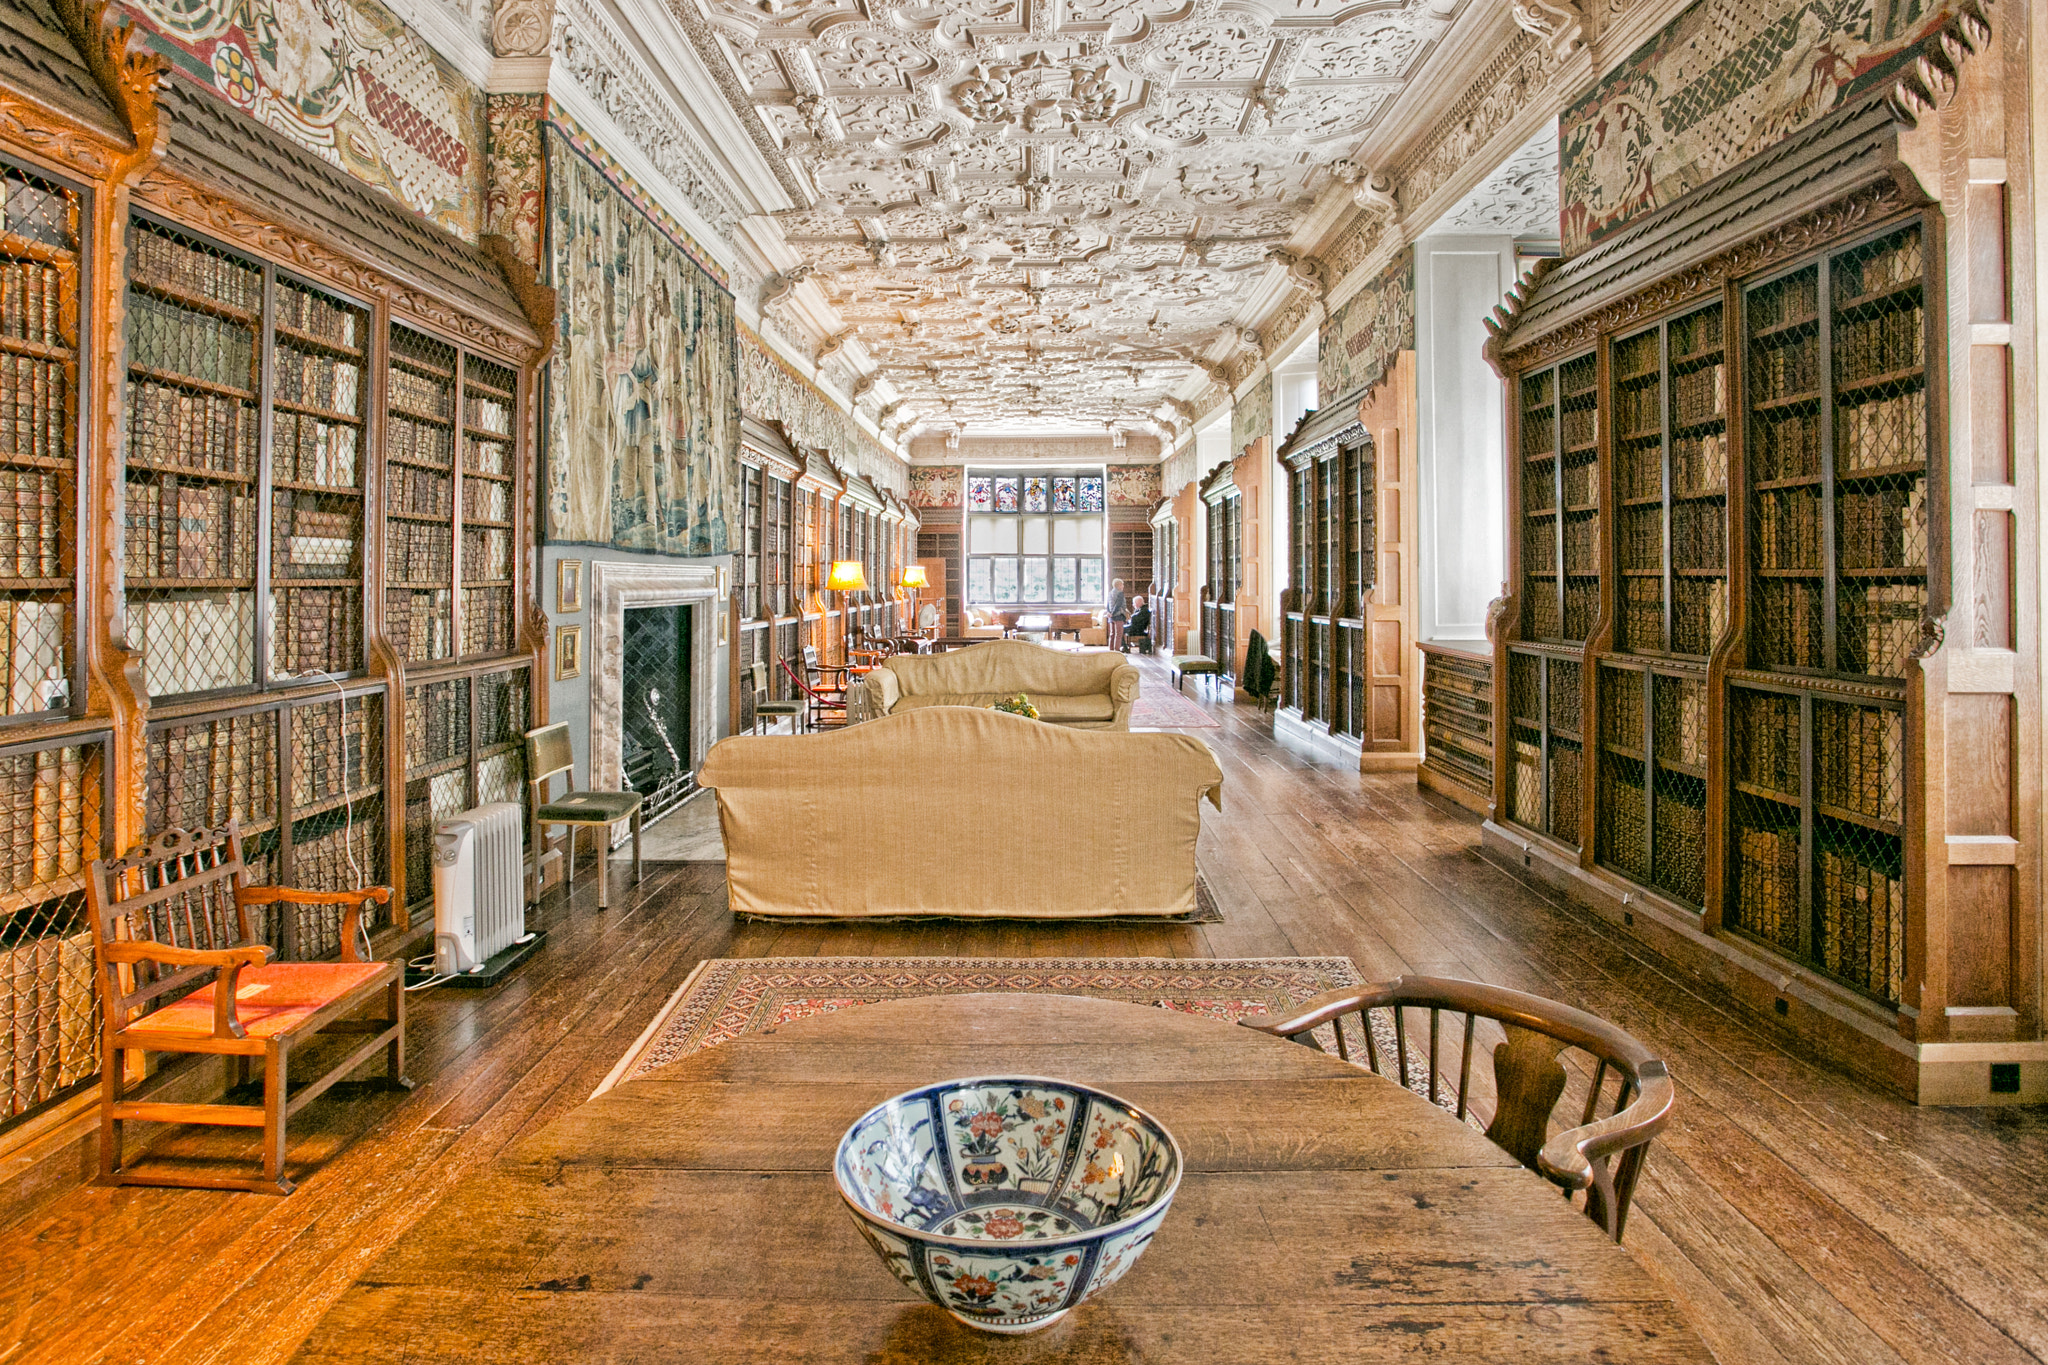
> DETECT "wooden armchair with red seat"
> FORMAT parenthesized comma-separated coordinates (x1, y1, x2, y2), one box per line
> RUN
(86, 823, 408, 1194)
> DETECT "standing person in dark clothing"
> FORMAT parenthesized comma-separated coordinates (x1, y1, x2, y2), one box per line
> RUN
(1124, 595, 1152, 653)
(1106, 578, 1128, 652)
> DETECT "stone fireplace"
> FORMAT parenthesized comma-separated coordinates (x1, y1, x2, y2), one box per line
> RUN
(588, 560, 721, 840)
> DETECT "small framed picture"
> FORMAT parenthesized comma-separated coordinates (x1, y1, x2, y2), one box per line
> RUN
(556, 559, 584, 614)
(555, 624, 582, 680)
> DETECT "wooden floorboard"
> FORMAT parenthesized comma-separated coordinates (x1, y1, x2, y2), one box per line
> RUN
(2, 656, 2044, 1364)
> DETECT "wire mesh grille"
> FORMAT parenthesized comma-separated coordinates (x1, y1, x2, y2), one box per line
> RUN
(1728, 683, 1805, 959)
(403, 676, 470, 909)
(281, 691, 385, 956)
(1338, 621, 1365, 741)
(1652, 766, 1708, 907)
(461, 355, 516, 657)
(475, 666, 530, 813)
(1548, 739, 1582, 847)
(0, 165, 80, 721)
(126, 220, 260, 697)
(1506, 651, 1541, 830)
(1602, 664, 1644, 751)
(1599, 750, 1648, 882)
(1547, 658, 1582, 737)
(0, 736, 103, 1121)
(386, 324, 456, 665)
(269, 277, 367, 680)
(1833, 227, 1928, 681)
(621, 606, 693, 825)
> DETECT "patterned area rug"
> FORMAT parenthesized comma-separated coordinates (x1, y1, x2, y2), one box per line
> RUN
(598, 955, 1384, 1094)
(1130, 677, 1221, 729)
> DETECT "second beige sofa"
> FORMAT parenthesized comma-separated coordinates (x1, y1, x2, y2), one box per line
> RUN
(859, 639, 1140, 728)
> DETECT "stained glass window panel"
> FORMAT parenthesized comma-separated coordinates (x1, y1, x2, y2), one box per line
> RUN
(1078, 477, 1104, 512)
(968, 558, 991, 601)
(968, 477, 993, 511)
(1024, 477, 1049, 512)
(1079, 557, 1104, 600)
(1053, 477, 1077, 512)
(995, 478, 1019, 512)
(993, 557, 1020, 602)
(1022, 557, 1048, 601)
(1053, 556, 1078, 602)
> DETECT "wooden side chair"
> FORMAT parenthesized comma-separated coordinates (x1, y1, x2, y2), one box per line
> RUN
(86, 824, 405, 1195)
(525, 722, 643, 910)
(1243, 975, 1674, 1241)
(782, 648, 849, 730)
(751, 661, 806, 734)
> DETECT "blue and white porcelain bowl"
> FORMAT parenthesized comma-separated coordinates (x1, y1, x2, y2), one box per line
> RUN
(834, 1076, 1183, 1334)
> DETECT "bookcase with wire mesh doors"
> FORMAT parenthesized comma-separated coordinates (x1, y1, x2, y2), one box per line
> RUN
(118, 215, 538, 930)
(1497, 219, 1938, 1012)
(1502, 350, 1598, 852)
(1483, 60, 2043, 1100)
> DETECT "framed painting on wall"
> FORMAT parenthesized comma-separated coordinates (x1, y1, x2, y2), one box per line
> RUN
(556, 624, 582, 680)
(557, 559, 584, 613)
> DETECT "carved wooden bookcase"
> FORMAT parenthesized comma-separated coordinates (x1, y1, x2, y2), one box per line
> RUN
(1277, 398, 1374, 748)
(1199, 460, 1240, 678)
(0, 5, 547, 1134)
(1485, 26, 2038, 1106)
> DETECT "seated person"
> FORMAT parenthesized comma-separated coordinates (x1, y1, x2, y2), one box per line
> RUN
(1124, 596, 1153, 653)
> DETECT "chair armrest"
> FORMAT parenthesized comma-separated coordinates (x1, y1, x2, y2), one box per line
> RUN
(238, 885, 393, 963)
(1537, 1059, 1675, 1192)
(869, 669, 901, 713)
(104, 941, 273, 1039)
(1109, 664, 1142, 705)
(1235, 985, 1379, 1043)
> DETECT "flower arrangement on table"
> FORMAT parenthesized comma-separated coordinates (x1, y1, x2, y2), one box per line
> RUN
(991, 693, 1040, 719)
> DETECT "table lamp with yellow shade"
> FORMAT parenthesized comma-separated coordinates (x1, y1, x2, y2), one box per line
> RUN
(827, 560, 867, 661)
(900, 564, 930, 636)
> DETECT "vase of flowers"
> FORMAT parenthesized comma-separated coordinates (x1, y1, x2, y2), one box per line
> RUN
(991, 693, 1040, 719)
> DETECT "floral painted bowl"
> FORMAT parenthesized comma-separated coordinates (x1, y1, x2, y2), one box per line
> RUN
(834, 1076, 1183, 1334)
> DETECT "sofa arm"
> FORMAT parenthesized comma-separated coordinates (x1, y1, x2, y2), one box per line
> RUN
(1107, 662, 1141, 730)
(869, 668, 902, 714)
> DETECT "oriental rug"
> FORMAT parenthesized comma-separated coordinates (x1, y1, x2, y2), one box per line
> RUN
(598, 955, 1394, 1095)
(1129, 679, 1221, 729)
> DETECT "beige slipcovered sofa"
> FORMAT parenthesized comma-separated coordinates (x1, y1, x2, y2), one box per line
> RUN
(860, 639, 1140, 729)
(698, 707, 1223, 919)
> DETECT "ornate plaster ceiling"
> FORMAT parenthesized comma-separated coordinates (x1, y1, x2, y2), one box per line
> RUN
(1426, 120, 1559, 238)
(713, 0, 1474, 433)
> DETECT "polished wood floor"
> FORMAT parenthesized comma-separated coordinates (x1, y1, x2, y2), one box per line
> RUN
(3, 656, 2044, 1364)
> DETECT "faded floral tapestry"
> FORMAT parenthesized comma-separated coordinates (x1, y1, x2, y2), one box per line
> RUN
(125, 0, 486, 237)
(1562, 0, 1960, 254)
(547, 130, 738, 553)
(1320, 248, 1415, 402)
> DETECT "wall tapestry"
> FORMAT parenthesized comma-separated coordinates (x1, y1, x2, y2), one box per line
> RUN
(125, 0, 485, 238)
(908, 465, 962, 509)
(1561, 0, 1958, 254)
(739, 328, 908, 497)
(1108, 465, 1162, 508)
(1232, 373, 1273, 461)
(1319, 247, 1416, 402)
(547, 128, 739, 555)
(549, 112, 728, 286)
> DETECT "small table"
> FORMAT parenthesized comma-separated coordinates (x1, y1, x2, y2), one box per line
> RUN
(291, 995, 1709, 1364)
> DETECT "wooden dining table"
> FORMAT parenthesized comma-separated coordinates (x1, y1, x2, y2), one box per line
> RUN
(290, 994, 1712, 1363)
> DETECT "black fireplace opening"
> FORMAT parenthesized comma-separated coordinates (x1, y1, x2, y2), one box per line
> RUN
(621, 602, 694, 824)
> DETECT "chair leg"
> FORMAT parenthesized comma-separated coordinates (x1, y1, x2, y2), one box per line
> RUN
(99, 1038, 122, 1182)
(263, 1042, 294, 1195)
(596, 825, 610, 910)
(632, 808, 643, 885)
(386, 975, 410, 1089)
(565, 827, 576, 901)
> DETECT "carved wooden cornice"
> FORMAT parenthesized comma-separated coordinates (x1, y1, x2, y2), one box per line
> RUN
(1496, 181, 1914, 371)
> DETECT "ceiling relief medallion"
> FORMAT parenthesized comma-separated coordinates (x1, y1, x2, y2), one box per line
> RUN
(708, 0, 1469, 430)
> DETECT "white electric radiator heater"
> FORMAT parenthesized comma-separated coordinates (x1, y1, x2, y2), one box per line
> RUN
(433, 803, 528, 975)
